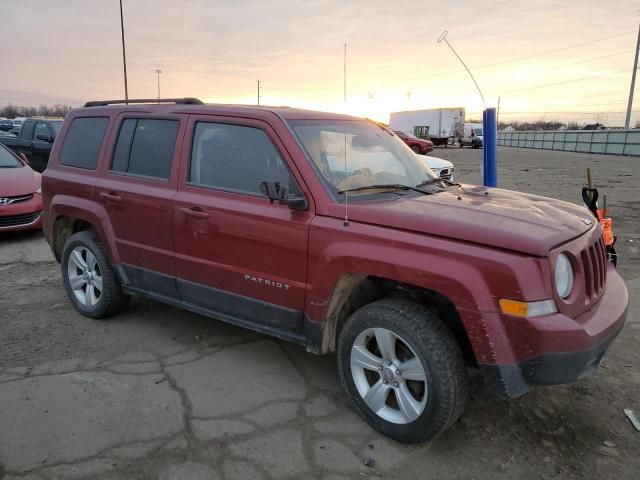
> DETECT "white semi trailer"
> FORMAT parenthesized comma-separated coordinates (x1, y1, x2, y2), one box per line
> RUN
(389, 108, 465, 147)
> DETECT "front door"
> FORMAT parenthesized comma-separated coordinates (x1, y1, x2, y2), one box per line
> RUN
(95, 113, 187, 297)
(31, 122, 54, 172)
(172, 115, 313, 339)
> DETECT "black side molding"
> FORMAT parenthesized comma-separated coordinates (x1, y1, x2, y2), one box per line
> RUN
(84, 98, 204, 107)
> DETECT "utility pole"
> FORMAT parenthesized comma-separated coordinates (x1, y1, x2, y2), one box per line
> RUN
(496, 96, 501, 126)
(155, 69, 162, 100)
(343, 43, 347, 103)
(257, 80, 260, 105)
(625, 23, 640, 129)
(119, 0, 129, 103)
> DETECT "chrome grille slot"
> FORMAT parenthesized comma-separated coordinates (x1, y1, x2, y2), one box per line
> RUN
(0, 194, 33, 205)
(581, 236, 607, 300)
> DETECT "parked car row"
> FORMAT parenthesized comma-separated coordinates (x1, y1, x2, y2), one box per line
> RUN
(0, 117, 26, 131)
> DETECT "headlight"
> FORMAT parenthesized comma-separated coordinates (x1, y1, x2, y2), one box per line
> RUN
(431, 168, 441, 177)
(36, 187, 42, 194)
(555, 253, 574, 298)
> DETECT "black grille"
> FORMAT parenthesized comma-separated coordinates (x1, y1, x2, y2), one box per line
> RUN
(0, 211, 41, 228)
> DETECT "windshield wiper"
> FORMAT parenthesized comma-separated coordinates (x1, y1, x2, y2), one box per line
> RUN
(416, 177, 460, 188)
(337, 184, 432, 195)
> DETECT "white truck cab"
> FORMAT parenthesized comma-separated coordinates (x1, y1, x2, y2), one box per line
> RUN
(459, 123, 483, 149)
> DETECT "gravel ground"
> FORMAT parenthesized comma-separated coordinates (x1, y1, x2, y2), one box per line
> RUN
(0, 146, 638, 480)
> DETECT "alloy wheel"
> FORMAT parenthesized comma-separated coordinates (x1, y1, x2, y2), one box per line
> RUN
(66, 246, 103, 306)
(350, 327, 428, 424)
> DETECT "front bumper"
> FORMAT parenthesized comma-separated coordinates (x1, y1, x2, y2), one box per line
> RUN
(0, 194, 43, 233)
(479, 264, 628, 397)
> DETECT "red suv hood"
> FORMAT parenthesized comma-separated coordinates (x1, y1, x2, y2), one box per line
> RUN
(327, 185, 594, 256)
(0, 166, 40, 197)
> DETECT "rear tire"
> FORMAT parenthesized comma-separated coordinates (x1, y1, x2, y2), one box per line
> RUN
(337, 298, 468, 443)
(61, 230, 129, 319)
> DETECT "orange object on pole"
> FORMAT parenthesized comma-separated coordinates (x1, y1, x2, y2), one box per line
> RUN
(597, 209, 614, 246)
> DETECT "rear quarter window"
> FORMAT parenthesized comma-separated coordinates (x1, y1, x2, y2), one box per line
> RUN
(60, 117, 109, 169)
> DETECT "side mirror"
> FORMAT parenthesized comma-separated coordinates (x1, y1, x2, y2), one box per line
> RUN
(259, 181, 308, 211)
(36, 134, 53, 142)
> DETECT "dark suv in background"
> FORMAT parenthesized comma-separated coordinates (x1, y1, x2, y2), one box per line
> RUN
(42, 98, 628, 443)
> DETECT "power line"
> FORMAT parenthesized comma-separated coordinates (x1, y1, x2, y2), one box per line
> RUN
(379, 30, 636, 85)
(205, 32, 638, 102)
(239, 44, 635, 96)
(474, 31, 635, 69)
(544, 50, 633, 71)
(499, 68, 630, 94)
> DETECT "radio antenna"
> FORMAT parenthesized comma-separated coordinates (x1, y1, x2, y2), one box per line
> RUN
(343, 127, 349, 226)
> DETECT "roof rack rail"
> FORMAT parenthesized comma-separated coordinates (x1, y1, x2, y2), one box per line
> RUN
(83, 98, 204, 107)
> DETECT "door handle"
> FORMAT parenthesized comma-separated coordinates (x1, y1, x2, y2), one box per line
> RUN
(180, 206, 210, 219)
(100, 192, 122, 202)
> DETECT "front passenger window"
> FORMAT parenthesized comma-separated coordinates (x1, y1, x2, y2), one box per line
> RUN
(189, 122, 293, 195)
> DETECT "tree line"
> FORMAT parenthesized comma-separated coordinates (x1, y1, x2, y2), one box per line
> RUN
(0, 103, 73, 119)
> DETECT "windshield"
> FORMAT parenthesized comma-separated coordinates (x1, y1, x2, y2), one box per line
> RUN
(51, 121, 63, 135)
(0, 146, 22, 168)
(290, 119, 437, 199)
(474, 128, 483, 136)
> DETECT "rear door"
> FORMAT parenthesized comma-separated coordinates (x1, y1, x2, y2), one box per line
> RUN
(172, 115, 313, 339)
(96, 113, 187, 298)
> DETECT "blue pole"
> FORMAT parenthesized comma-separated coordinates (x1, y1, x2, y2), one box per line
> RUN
(483, 107, 497, 187)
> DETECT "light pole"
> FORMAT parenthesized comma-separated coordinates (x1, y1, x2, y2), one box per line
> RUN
(119, 0, 129, 103)
(625, 23, 640, 129)
(343, 43, 347, 103)
(437, 31, 486, 108)
(155, 69, 162, 100)
(257, 80, 261, 105)
(438, 30, 495, 187)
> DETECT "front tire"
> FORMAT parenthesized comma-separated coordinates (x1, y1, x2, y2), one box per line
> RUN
(337, 298, 467, 443)
(61, 230, 129, 319)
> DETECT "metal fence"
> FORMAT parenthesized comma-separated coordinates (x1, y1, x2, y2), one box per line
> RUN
(497, 129, 640, 156)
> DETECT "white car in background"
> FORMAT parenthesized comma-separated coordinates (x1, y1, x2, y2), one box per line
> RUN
(421, 155, 455, 181)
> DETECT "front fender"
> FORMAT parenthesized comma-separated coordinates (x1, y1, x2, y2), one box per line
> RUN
(306, 217, 551, 364)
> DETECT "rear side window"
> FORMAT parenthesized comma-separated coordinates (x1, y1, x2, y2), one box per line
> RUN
(21, 121, 35, 142)
(60, 117, 109, 169)
(111, 118, 178, 180)
(189, 122, 292, 195)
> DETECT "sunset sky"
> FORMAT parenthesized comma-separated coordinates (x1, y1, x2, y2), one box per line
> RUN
(1, 0, 639, 125)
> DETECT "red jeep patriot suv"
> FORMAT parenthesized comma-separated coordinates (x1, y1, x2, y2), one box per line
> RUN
(42, 98, 628, 442)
